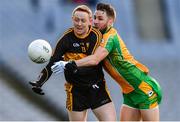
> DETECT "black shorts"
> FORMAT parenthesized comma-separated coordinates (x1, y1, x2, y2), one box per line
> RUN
(64, 79, 112, 111)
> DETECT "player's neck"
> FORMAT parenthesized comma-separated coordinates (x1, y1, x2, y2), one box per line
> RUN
(74, 26, 92, 39)
(100, 26, 112, 34)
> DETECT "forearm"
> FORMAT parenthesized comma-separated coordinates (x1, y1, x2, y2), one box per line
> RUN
(37, 48, 64, 86)
(75, 54, 100, 67)
(36, 59, 54, 86)
(75, 46, 109, 67)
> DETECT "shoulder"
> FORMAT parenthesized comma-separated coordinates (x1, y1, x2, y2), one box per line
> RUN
(91, 27, 102, 38)
(58, 28, 74, 40)
(106, 27, 117, 35)
(56, 28, 74, 45)
(63, 27, 74, 37)
(103, 27, 117, 40)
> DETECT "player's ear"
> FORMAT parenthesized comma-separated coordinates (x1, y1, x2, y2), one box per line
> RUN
(109, 18, 113, 25)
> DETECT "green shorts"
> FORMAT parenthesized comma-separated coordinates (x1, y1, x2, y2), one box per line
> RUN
(123, 75, 162, 109)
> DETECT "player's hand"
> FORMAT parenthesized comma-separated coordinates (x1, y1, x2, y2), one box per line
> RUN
(65, 60, 78, 74)
(51, 60, 78, 75)
(29, 81, 45, 95)
(51, 61, 68, 74)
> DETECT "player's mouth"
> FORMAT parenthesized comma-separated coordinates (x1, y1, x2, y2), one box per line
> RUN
(94, 25, 99, 29)
(94, 24, 99, 28)
(76, 26, 83, 30)
(75, 27, 83, 32)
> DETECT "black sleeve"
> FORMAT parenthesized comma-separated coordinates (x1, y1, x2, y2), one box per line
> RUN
(36, 35, 67, 86)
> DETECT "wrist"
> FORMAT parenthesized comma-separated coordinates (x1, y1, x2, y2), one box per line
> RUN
(65, 60, 78, 73)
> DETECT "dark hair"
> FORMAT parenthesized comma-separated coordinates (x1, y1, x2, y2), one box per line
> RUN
(96, 3, 116, 21)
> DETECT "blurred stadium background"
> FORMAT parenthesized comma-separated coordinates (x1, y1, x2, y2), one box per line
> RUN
(0, 0, 180, 121)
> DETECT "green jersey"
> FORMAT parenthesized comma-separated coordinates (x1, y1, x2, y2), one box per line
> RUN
(100, 27, 162, 109)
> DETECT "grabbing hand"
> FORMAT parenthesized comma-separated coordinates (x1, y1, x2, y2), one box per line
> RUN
(29, 81, 45, 95)
(65, 60, 78, 73)
(51, 60, 78, 75)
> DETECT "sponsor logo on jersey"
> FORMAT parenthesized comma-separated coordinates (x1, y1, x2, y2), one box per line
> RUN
(92, 84, 99, 89)
(73, 43, 80, 47)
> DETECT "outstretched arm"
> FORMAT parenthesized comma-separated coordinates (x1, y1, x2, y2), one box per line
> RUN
(51, 46, 109, 75)
(29, 36, 67, 95)
(75, 46, 109, 67)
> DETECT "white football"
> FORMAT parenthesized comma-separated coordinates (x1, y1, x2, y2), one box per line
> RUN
(28, 39, 52, 64)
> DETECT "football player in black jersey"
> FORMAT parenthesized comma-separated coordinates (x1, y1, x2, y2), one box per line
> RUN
(29, 5, 116, 121)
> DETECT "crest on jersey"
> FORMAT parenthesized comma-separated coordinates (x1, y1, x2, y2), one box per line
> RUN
(101, 39, 105, 44)
(86, 42, 90, 50)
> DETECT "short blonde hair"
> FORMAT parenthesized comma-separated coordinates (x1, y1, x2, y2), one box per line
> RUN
(72, 5, 92, 18)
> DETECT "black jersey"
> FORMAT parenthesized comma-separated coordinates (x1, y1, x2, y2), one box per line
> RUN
(36, 26, 104, 86)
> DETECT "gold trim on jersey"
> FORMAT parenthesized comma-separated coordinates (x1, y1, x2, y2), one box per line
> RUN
(52, 28, 73, 56)
(150, 101, 158, 109)
(74, 26, 92, 39)
(65, 83, 73, 111)
(91, 28, 102, 54)
(102, 27, 149, 74)
(64, 53, 87, 61)
(100, 34, 111, 48)
(103, 59, 134, 94)
(117, 35, 149, 74)
(100, 28, 116, 48)
(138, 81, 153, 95)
